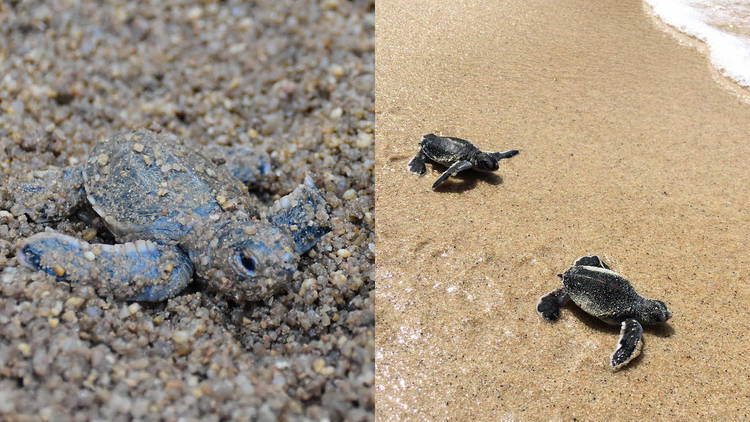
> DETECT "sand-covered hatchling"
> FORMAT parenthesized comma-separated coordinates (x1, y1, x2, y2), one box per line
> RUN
(536, 255, 672, 370)
(407, 133, 519, 189)
(7, 130, 330, 302)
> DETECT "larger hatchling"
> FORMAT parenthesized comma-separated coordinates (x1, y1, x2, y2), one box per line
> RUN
(7, 130, 330, 302)
(536, 255, 672, 371)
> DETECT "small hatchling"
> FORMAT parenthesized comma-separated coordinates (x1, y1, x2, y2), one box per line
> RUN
(536, 255, 672, 371)
(407, 133, 519, 189)
(6, 130, 330, 303)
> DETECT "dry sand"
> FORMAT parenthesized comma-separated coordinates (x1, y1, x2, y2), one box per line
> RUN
(0, 1, 373, 420)
(375, 0, 750, 420)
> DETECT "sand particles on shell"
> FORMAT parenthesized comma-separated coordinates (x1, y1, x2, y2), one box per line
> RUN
(0, 0, 374, 420)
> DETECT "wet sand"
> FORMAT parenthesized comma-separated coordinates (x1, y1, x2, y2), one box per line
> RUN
(0, 1, 373, 420)
(375, 0, 750, 420)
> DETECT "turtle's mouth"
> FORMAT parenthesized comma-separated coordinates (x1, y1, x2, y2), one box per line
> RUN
(664, 310, 673, 321)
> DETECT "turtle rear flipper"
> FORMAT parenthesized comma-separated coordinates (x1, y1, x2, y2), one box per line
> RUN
(203, 145, 271, 190)
(573, 255, 611, 270)
(268, 177, 330, 254)
(407, 150, 427, 175)
(17, 232, 193, 301)
(489, 150, 519, 161)
(536, 287, 568, 322)
(432, 160, 472, 190)
(7, 167, 86, 223)
(611, 318, 644, 371)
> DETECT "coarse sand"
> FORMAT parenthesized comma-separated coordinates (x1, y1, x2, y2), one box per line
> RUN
(0, 1, 373, 420)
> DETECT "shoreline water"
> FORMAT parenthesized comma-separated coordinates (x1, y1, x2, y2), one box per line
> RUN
(643, 0, 750, 104)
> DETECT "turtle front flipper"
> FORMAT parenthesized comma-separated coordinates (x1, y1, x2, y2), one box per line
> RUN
(202, 145, 271, 190)
(610, 318, 644, 371)
(4, 167, 85, 223)
(407, 150, 427, 175)
(536, 287, 568, 322)
(267, 176, 331, 254)
(16, 232, 193, 301)
(489, 150, 519, 161)
(432, 160, 472, 190)
(573, 255, 611, 270)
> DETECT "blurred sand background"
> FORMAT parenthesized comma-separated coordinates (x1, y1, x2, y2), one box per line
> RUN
(375, 0, 750, 420)
(0, 1, 373, 420)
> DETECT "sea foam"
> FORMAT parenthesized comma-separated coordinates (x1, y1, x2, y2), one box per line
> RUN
(644, 0, 750, 90)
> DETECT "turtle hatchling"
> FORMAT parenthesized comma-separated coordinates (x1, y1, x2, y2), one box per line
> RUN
(7, 130, 330, 302)
(407, 133, 519, 189)
(536, 255, 672, 371)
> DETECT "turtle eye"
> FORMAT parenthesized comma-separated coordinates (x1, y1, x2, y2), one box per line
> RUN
(234, 252, 257, 276)
(479, 157, 495, 170)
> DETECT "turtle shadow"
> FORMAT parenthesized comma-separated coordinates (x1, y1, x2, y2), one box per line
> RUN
(564, 304, 675, 371)
(565, 305, 619, 334)
(427, 164, 504, 193)
(565, 304, 675, 338)
(559, 305, 674, 372)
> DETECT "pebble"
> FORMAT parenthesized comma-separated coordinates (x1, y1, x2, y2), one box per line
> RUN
(326, 135, 342, 148)
(173, 330, 190, 344)
(313, 358, 326, 373)
(331, 64, 345, 78)
(356, 132, 373, 148)
(96, 154, 109, 166)
(65, 297, 85, 309)
(82, 228, 98, 241)
(332, 271, 348, 286)
(17, 343, 31, 357)
(61, 310, 77, 323)
(0, 210, 12, 223)
(52, 265, 65, 277)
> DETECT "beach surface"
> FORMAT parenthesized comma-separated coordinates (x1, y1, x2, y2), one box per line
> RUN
(375, 0, 750, 420)
(0, 1, 373, 420)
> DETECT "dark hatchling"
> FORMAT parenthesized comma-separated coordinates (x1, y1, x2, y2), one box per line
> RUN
(5, 130, 330, 302)
(536, 255, 672, 371)
(407, 133, 519, 189)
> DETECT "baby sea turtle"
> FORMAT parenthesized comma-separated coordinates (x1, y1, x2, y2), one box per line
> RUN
(8, 130, 330, 302)
(536, 255, 672, 371)
(407, 134, 519, 189)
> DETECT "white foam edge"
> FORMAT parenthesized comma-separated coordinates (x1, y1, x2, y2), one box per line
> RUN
(645, 0, 750, 89)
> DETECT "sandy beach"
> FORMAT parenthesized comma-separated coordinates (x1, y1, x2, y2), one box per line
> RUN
(0, 1, 373, 420)
(375, 0, 750, 420)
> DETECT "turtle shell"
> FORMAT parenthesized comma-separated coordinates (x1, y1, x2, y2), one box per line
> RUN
(561, 265, 643, 324)
(420, 135, 479, 165)
(83, 130, 256, 244)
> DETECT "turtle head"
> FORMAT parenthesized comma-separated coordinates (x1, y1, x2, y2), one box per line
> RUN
(473, 152, 499, 172)
(640, 299, 672, 324)
(209, 222, 299, 302)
